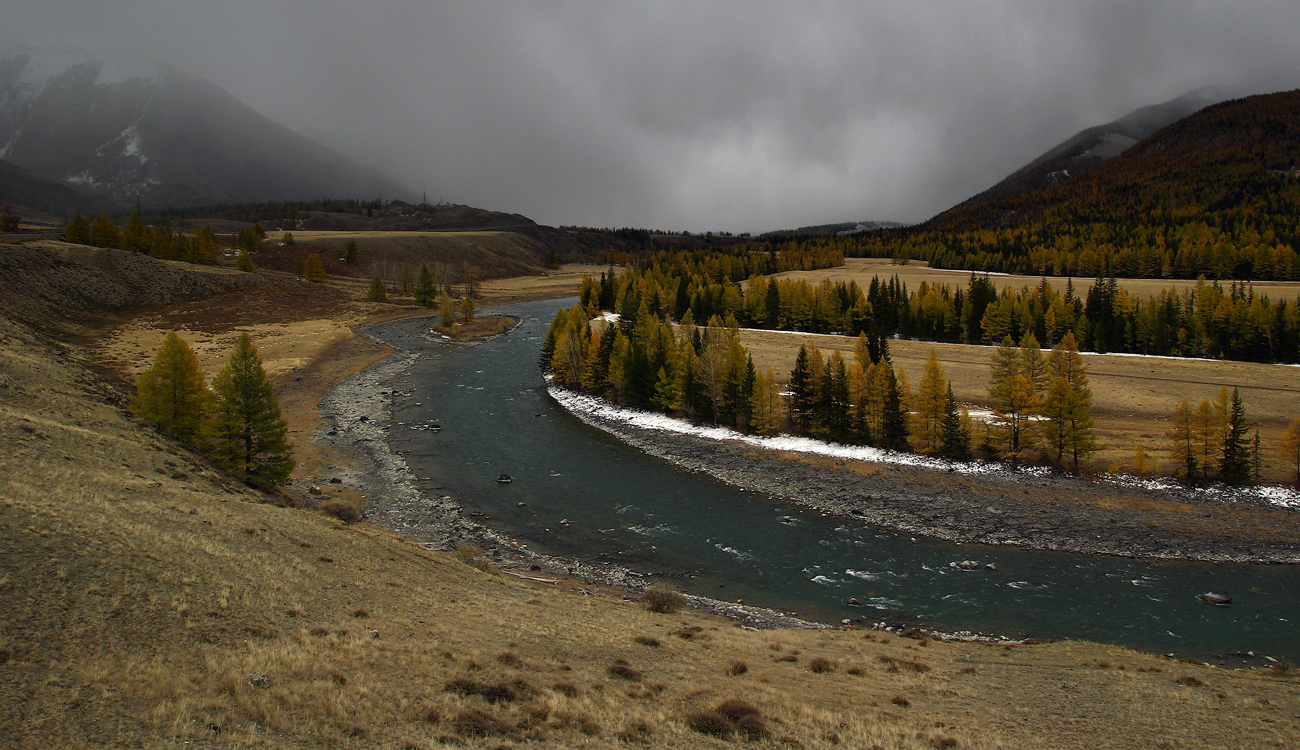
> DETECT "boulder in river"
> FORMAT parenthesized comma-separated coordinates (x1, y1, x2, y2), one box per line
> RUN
(954, 560, 981, 571)
(845, 597, 866, 607)
(1198, 591, 1232, 606)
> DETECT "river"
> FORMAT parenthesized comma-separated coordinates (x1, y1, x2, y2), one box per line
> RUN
(370, 297, 1298, 663)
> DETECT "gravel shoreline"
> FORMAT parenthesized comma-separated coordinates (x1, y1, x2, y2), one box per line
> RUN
(311, 315, 823, 631)
(554, 388, 1300, 565)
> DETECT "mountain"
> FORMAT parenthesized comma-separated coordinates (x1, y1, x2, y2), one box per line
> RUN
(928, 87, 1243, 230)
(857, 89, 1300, 279)
(0, 46, 413, 210)
(0, 158, 122, 221)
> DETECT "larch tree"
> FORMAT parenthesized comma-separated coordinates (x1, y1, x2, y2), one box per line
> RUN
(367, 275, 387, 302)
(439, 292, 456, 327)
(988, 336, 1039, 467)
(914, 348, 948, 453)
(749, 366, 783, 436)
(1040, 331, 1097, 473)
(1191, 399, 1218, 480)
(460, 295, 475, 323)
(131, 331, 209, 442)
(205, 332, 294, 487)
(236, 248, 254, 272)
(1167, 399, 1198, 480)
(1279, 416, 1300, 488)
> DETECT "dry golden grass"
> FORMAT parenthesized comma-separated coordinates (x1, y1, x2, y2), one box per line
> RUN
(768, 257, 1300, 300)
(4, 269, 1300, 748)
(739, 328, 1300, 481)
(431, 315, 516, 341)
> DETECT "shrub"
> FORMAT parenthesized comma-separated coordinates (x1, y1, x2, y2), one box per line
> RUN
(808, 657, 835, 673)
(1176, 675, 1203, 687)
(634, 636, 661, 648)
(688, 700, 768, 740)
(496, 651, 522, 667)
(320, 499, 363, 524)
(453, 546, 496, 573)
(890, 695, 910, 707)
(444, 677, 482, 696)
(640, 585, 686, 614)
(616, 720, 654, 743)
(608, 665, 643, 681)
(478, 682, 518, 704)
(846, 666, 864, 676)
(1269, 660, 1293, 676)
(726, 660, 748, 675)
(552, 682, 580, 698)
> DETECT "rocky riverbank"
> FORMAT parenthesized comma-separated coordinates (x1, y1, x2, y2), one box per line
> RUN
(553, 387, 1300, 565)
(311, 315, 822, 631)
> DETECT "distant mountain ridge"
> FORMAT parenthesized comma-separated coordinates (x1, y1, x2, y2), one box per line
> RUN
(0, 45, 413, 210)
(928, 86, 1245, 230)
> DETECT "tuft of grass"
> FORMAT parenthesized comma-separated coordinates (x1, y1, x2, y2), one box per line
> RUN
(640, 585, 686, 614)
(633, 635, 661, 648)
(1269, 660, 1293, 676)
(351, 609, 369, 618)
(608, 664, 643, 682)
(891, 695, 911, 707)
(808, 657, 835, 673)
(846, 666, 864, 676)
(1176, 675, 1203, 687)
(726, 660, 748, 676)
(496, 651, 522, 668)
(686, 700, 770, 741)
(452, 708, 514, 738)
(552, 682, 580, 698)
(932, 737, 959, 748)
(616, 720, 654, 743)
(775, 654, 798, 663)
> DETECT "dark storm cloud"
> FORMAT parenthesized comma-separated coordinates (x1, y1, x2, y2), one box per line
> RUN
(6, 1, 1300, 231)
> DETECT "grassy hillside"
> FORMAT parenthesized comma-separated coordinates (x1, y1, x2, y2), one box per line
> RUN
(1, 241, 1298, 748)
(855, 90, 1300, 280)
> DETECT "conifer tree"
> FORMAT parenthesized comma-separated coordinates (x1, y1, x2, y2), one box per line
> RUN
(367, 275, 387, 302)
(89, 213, 119, 247)
(749, 366, 782, 436)
(192, 225, 219, 265)
(1041, 332, 1097, 473)
(293, 255, 306, 277)
(131, 331, 209, 442)
(344, 239, 358, 264)
(236, 249, 254, 272)
(1167, 399, 1198, 480)
(938, 383, 971, 460)
(914, 348, 947, 453)
(439, 292, 455, 326)
(1279, 416, 1300, 488)
(205, 332, 294, 486)
(66, 213, 90, 244)
(881, 366, 910, 450)
(415, 265, 436, 307)
(1191, 399, 1217, 480)
(789, 344, 814, 434)
(1218, 387, 1251, 484)
(460, 296, 475, 323)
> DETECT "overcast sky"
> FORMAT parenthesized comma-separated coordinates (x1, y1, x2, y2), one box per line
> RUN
(6, 1, 1300, 232)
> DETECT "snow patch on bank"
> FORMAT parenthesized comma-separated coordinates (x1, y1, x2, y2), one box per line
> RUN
(548, 386, 1300, 509)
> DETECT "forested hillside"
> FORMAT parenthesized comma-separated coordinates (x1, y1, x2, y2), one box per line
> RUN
(853, 90, 1300, 280)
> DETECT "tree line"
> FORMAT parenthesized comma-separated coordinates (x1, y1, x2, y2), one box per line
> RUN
(596, 266, 1300, 364)
(131, 331, 293, 487)
(66, 211, 221, 265)
(544, 300, 1300, 486)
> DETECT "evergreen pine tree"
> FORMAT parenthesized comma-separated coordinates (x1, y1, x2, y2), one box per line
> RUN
(131, 331, 209, 442)
(938, 383, 971, 460)
(344, 239, 358, 264)
(205, 332, 294, 486)
(367, 275, 387, 302)
(881, 366, 910, 450)
(416, 265, 437, 307)
(789, 344, 813, 434)
(1218, 387, 1251, 484)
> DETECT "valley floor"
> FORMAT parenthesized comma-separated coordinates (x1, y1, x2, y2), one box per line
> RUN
(3, 251, 1299, 748)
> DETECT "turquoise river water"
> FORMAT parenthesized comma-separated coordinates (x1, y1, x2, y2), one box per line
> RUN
(371, 298, 1298, 663)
